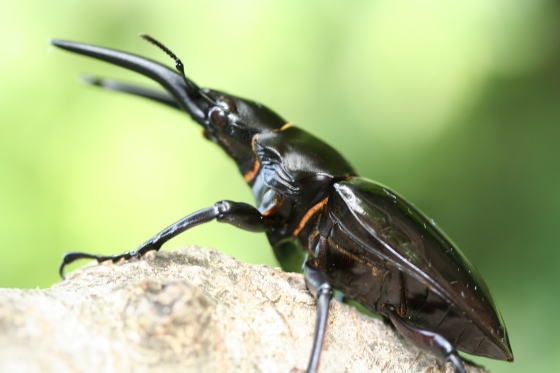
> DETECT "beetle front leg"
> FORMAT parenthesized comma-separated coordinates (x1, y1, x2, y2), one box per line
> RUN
(303, 260, 333, 373)
(385, 305, 467, 373)
(59, 200, 267, 278)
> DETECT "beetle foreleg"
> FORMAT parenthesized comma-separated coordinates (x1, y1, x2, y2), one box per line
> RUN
(386, 305, 466, 373)
(304, 261, 333, 373)
(58, 200, 267, 279)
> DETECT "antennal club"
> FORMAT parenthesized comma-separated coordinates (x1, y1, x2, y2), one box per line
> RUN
(139, 34, 185, 75)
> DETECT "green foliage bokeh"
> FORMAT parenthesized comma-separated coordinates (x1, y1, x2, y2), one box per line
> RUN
(1, 1, 559, 371)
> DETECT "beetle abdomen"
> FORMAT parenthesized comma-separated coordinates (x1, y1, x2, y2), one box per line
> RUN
(308, 177, 513, 361)
(318, 219, 510, 360)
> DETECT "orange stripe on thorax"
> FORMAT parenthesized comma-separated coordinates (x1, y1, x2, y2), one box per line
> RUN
(243, 123, 292, 183)
(293, 197, 329, 236)
(276, 122, 293, 131)
(243, 158, 261, 182)
(243, 134, 261, 182)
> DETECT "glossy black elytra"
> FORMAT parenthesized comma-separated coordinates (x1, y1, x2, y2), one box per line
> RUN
(51, 35, 513, 373)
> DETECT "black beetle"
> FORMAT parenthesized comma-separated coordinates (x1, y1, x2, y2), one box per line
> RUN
(51, 35, 513, 373)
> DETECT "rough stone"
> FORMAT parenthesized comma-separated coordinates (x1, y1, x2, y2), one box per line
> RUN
(0, 246, 488, 373)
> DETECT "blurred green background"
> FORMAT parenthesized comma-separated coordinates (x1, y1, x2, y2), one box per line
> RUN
(1, 1, 559, 372)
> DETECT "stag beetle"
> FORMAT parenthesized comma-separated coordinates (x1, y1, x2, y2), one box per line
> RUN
(50, 35, 513, 373)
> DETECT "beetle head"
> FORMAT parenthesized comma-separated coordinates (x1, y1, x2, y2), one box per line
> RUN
(198, 88, 286, 159)
(50, 35, 287, 167)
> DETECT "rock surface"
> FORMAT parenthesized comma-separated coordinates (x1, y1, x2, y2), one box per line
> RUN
(0, 246, 488, 373)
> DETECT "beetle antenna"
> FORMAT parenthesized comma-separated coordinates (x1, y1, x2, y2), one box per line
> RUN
(139, 34, 217, 106)
(139, 34, 186, 75)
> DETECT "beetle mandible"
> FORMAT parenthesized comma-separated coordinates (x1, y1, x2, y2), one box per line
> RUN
(51, 35, 513, 373)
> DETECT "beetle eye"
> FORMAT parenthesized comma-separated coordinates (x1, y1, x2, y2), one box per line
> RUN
(209, 107, 228, 127)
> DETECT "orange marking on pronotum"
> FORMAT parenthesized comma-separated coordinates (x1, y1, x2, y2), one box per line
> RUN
(292, 197, 329, 236)
(276, 122, 293, 131)
(244, 135, 261, 182)
(243, 158, 261, 182)
(244, 124, 292, 182)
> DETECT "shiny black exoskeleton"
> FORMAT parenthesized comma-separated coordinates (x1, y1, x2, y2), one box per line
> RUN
(51, 35, 513, 373)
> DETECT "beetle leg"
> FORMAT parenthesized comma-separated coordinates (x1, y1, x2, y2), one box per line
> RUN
(303, 260, 333, 373)
(59, 200, 267, 279)
(385, 305, 466, 373)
